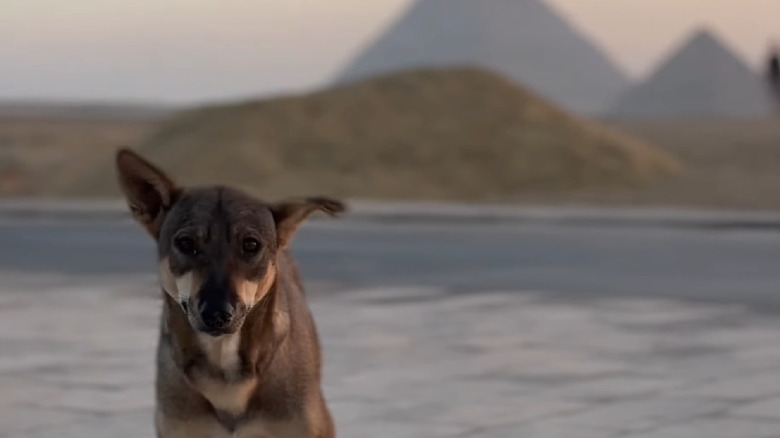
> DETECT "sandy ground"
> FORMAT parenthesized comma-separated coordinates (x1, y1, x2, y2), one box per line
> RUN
(2, 117, 780, 210)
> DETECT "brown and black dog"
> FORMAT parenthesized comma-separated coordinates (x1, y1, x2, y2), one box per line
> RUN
(115, 149, 342, 438)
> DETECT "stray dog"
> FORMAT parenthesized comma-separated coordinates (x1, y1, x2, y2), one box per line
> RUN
(116, 149, 342, 437)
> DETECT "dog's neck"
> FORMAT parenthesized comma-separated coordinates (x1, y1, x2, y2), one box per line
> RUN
(197, 331, 243, 380)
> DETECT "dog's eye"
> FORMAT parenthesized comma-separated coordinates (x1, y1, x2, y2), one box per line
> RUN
(242, 238, 260, 255)
(175, 237, 198, 256)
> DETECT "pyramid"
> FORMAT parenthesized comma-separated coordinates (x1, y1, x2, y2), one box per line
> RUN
(334, 0, 629, 116)
(611, 29, 776, 119)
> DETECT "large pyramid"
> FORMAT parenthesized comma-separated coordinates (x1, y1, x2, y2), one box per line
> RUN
(334, 0, 629, 116)
(611, 29, 776, 119)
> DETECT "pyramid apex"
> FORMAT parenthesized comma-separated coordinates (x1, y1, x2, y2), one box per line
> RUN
(691, 27, 718, 39)
(685, 27, 728, 49)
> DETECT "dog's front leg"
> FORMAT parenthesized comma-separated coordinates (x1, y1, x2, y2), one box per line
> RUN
(156, 411, 232, 438)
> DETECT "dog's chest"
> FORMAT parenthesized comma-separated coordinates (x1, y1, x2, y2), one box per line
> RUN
(194, 333, 257, 418)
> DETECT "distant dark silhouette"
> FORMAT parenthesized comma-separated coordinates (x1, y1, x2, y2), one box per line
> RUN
(767, 43, 780, 109)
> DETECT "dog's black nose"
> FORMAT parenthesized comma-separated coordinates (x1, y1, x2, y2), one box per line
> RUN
(199, 301, 235, 330)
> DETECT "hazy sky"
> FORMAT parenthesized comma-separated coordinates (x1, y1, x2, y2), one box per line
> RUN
(3, 0, 780, 104)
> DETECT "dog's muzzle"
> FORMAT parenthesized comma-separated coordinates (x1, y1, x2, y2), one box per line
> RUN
(198, 300, 236, 332)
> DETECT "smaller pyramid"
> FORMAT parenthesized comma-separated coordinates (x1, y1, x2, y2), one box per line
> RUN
(611, 29, 776, 119)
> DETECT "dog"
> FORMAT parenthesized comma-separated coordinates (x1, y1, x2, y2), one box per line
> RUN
(115, 149, 342, 438)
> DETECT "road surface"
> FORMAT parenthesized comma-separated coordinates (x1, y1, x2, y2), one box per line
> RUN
(0, 219, 779, 308)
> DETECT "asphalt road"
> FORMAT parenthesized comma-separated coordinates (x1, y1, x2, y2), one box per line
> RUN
(0, 219, 779, 309)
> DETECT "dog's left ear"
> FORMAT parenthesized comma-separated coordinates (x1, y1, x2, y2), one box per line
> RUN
(271, 197, 346, 249)
(115, 148, 180, 239)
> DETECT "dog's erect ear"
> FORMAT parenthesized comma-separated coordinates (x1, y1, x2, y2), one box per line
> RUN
(271, 197, 346, 249)
(115, 148, 180, 239)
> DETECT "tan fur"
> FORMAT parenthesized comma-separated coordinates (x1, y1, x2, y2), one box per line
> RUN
(159, 258, 202, 303)
(194, 333, 255, 417)
(236, 263, 277, 308)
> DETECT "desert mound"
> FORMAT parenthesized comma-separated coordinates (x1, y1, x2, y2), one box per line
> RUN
(68, 67, 679, 200)
(0, 154, 30, 195)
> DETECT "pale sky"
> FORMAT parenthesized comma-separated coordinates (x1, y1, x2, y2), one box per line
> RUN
(3, 0, 780, 104)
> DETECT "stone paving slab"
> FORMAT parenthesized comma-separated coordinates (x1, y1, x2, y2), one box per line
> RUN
(2, 282, 780, 437)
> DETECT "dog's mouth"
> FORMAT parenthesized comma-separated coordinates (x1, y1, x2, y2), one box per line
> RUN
(196, 318, 244, 337)
(201, 327, 233, 337)
(181, 303, 247, 337)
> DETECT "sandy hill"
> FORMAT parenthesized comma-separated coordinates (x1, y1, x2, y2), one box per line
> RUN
(334, 0, 629, 116)
(611, 29, 775, 119)
(67, 67, 679, 201)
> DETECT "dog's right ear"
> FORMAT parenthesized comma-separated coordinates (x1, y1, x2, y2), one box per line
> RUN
(271, 197, 346, 249)
(115, 148, 180, 239)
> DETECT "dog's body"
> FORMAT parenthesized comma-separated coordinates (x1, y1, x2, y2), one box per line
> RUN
(116, 150, 340, 437)
(155, 250, 332, 438)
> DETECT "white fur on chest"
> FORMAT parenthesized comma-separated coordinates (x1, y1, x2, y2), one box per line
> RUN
(195, 333, 257, 417)
(200, 333, 242, 374)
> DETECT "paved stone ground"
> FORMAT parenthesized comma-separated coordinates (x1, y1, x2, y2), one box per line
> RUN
(2, 278, 780, 437)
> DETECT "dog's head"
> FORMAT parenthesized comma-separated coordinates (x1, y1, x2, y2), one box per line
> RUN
(115, 149, 345, 337)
